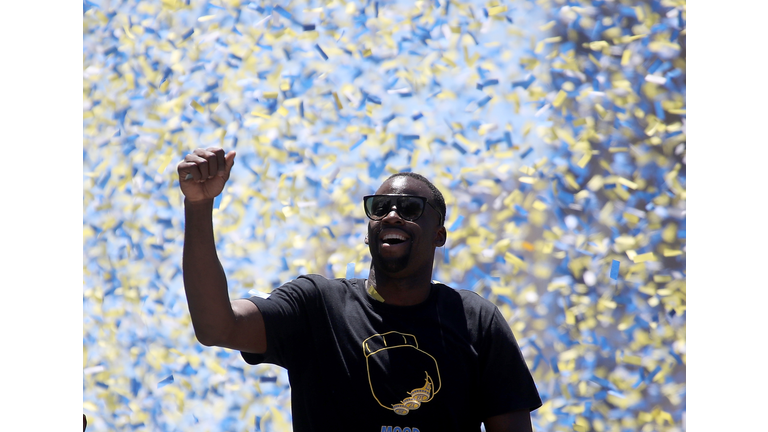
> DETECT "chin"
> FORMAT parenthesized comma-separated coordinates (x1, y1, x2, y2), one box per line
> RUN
(371, 251, 411, 274)
(380, 258, 410, 274)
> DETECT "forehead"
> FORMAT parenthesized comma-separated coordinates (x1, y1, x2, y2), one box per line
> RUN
(375, 176, 432, 198)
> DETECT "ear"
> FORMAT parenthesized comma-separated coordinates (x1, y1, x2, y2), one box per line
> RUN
(433, 226, 446, 247)
(364, 235, 369, 245)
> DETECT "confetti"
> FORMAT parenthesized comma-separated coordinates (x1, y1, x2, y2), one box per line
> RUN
(83, 0, 686, 430)
(314, 44, 328, 61)
(610, 260, 621, 280)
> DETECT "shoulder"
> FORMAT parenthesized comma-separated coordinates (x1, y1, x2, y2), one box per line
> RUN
(275, 274, 357, 295)
(296, 274, 357, 289)
(257, 275, 357, 308)
(432, 282, 500, 319)
(277, 274, 335, 287)
(431, 282, 507, 345)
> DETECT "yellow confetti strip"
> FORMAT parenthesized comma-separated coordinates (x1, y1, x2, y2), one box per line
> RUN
(553, 90, 567, 108)
(190, 100, 204, 113)
(488, 5, 508, 16)
(632, 252, 656, 263)
(332, 92, 343, 110)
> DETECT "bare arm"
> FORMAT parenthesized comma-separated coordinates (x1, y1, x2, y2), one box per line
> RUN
(484, 410, 533, 432)
(178, 148, 267, 353)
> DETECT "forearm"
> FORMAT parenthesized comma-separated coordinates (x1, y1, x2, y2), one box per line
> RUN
(182, 198, 237, 345)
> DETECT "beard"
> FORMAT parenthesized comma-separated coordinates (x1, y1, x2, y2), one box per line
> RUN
(370, 242, 412, 274)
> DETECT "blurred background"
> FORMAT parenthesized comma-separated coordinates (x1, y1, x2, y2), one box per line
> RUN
(82, 0, 686, 430)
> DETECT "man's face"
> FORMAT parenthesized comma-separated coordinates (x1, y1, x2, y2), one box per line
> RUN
(365, 176, 446, 276)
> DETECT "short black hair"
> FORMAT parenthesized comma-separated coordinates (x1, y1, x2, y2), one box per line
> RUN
(385, 172, 446, 227)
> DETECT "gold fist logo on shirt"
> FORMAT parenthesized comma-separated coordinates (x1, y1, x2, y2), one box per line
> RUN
(362, 332, 441, 415)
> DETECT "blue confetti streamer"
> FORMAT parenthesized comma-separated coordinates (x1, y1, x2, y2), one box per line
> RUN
(609, 260, 620, 280)
(314, 44, 328, 61)
(157, 375, 174, 389)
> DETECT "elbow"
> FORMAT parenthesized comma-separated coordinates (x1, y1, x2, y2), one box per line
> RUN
(193, 326, 227, 347)
(195, 334, 218, 347)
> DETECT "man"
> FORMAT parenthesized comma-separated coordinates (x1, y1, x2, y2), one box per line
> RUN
(177, 147, 542, 431)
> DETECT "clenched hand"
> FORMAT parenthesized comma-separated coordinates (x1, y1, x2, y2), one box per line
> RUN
(177, 147, 236, 202)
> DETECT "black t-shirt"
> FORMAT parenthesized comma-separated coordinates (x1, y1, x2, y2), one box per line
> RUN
(241, 275, 541, 432)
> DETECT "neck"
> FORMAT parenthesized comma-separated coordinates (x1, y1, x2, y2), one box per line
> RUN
(367, 265, 434, 306)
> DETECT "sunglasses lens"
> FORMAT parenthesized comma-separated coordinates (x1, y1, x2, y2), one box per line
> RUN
(397, 197, 425, 220)
(367, 197, 393, 218)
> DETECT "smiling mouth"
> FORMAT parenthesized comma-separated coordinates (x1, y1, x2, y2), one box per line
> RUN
(381, 233, 409, 245)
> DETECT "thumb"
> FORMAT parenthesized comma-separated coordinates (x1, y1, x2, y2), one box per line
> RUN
(225, 151, 236, 174)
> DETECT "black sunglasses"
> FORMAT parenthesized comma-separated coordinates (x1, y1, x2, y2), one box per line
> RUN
(363, 194, 443, 226)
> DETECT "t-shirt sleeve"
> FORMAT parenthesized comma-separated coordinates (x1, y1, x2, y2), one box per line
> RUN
(240, 275, 323, 368)
(477, 308, 542, 418)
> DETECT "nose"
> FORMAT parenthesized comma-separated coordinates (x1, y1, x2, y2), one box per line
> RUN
(380, 207, 405, 225)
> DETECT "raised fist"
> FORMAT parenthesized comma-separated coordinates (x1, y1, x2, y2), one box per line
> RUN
(177, 147, 236, 203)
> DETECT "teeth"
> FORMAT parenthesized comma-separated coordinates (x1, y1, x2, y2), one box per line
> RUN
(382, 234, 407, 242)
